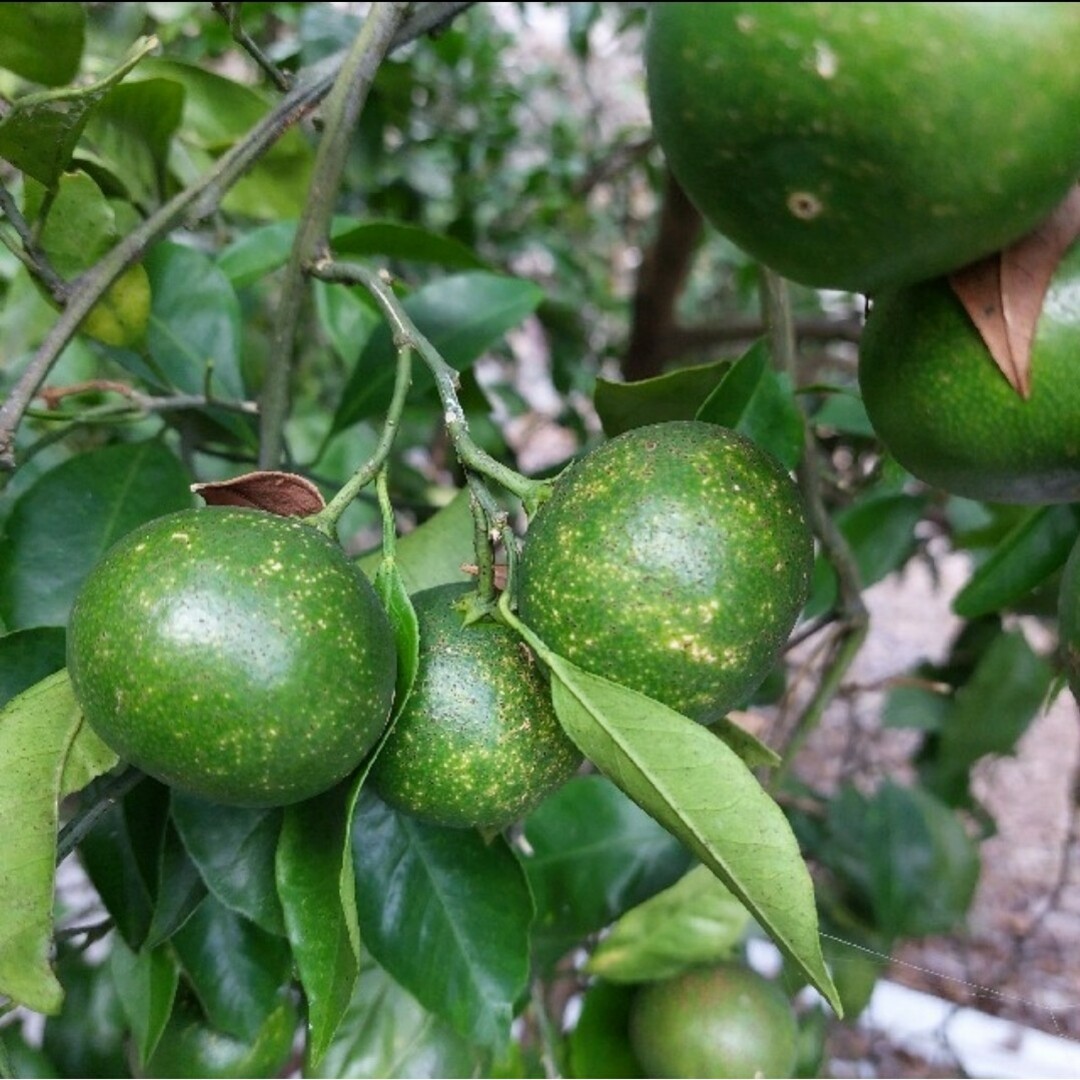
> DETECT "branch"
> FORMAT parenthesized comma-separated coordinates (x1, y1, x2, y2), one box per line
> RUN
(211, 1, 292, 91)
(0, 2, 478, 474)
(259, 1, 410, 470)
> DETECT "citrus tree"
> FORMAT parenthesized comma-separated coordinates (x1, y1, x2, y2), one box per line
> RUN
(1, 3, 1076, 1077)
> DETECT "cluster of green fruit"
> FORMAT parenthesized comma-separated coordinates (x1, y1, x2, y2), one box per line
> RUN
(67, 422, 814, 827)
(645, 2, 1080, 700)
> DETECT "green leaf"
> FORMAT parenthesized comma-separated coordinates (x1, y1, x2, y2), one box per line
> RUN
(331, 273, 544, 433)
(143, 821, 207, 949)
(952, 504, 1080, 619)
(811, 390, 876, 439)
(734, 367, 805, 471)
(171, 894, 293, 1042)
(357, 491, 476, 595)
(711, 715, 782, 769)
(521, 775, 690, 970)
(0, 4, 85, 86)
(865, 783, 980, 938)
(918, 629, 1052, 805)
(513, 623, 841, 1015)
(108, 935, 180, 1067)
(566, 980, 643, 1080)
(586, 864, 751, 983)
(277, 782, 361, 1068)
(374, 558, 420, 718)
(170, 793, 286, 937)
(351, 789, 533, 1050)
(882, 683, 953, 732)
(314, 280, 381, 369)
(594, 359, 732, 438)
(333, 220, 489, 270)
(310, 957, 482, 1079)
(0, 439, 192, 630)
(0, 672, 114, 1014)
(23, 171, 118, 277)
(216, 221, 296, 288)
(144, 242, 245, 399)
(695, 339, 768, 428)
(0, 627, 66, 708)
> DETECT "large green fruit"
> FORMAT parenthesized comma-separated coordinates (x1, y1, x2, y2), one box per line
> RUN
(68, 507, 396, 807)
(517, 422, 812, 724)
(645, 3, 1080, 293)
(369, 583, 581, 830)
(1058, 537, 1080, 702)
(628, 963, 798, 1079)
(138, 995, 297, 1079)
(859, 239, 1080, 504)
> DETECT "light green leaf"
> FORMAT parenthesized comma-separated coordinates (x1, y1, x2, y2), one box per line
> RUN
(711, 714, 782, 769)
(374, 558, 420, 719)
(586, 864, 751, 983)
(0, 671, 115, 1013)
(509, 617, 841, 1015)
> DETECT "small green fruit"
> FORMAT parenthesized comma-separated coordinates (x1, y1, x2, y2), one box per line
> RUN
(859, 239, 1080, 504)
(517, 422, 812, 724)
(646, 3, 1080, 292)
(368, 583, 582, 830)
(67, 507, 396, 807)
(629, 963, 798, 1079)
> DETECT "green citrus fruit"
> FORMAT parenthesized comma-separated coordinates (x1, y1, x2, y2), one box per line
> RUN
(645, 3, 1080, 292)
(369, 583, 581, 830)
(629, 963, 798, 1079)
(517, 421, 813, 724)
(1058, 538, 1080, 701)
(859, 239, 1080, 504)
(67, 507, 396, 807)
(138, 994, 297, 1079)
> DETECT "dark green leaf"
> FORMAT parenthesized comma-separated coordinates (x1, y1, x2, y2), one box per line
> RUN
(521, 775, 690, 970)
(333, 220, 488, 271)
(865, 783, 980, 938)
(331, 273, 544, 433)
(277, 782, 361, 1068)
(0, 4, 84, 86)
(0, 1024, 60, 1078)
(812, 390, 876, 439)
(882, 684, 953, 732)
(567, 981, 643, 1080)
(0, 439, 192, 629)
(351, 789, 533, 1050)
(314, 280, 380, 369)
(0, 97, 96, 189)
(170, 793, 286, 937)
(0, 627, 66, 708)
(374, 558, 420, 719)
(514, 625, 841, 1016)
(216, 221, 296, 288)
(695, 339, 767, 428)
(919, 629, 1052, 805)
(594, 360, 732, 438)
(0, 672, 113, 1014)
(952, 504, 1080, 619)
(108, 935, 180, 1067)
(310, 957, 481, 1079)
(143, 822, 207, 949)
(735, 367, 804, 471)
(171, 894, 293, 1042)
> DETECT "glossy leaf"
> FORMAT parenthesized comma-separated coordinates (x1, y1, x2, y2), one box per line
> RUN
(310, 958, 481, 1079)
(521, 775, 690, 970)
(0, 439, 192, 629)
(170, 793, 286, 937)
(0, 3, 84, 85)
(594, 359, 732, 438)
(331, 273, 544, 433)
(374, 557, 420, 718)
(734, 366, 805, 471)
(171, 894, 293, 1042)
(351, 789, 533, 1050)
(314, 280, 381, 369)
(0, 671, 113, 1014)
(695, 338, 767, 427)
(333, 220, 488, 270)
(566, 980, 643, 1080)
(277, 782, 361, 1068)
(586, 864, 751, 983)
(0, 627, 66, 708)
(108, 935, 180, 1067)
(511, 622, 841, 1016)
(143, 821, 208, 949)
(952, 503, 1080, 619)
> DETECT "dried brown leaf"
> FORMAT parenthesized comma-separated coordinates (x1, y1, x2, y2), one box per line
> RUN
(949, 184, 1080, 399)
(192, 471, 325, 517)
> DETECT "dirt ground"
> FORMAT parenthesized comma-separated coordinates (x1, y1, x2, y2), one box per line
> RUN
(789, 548, 1080, 1075)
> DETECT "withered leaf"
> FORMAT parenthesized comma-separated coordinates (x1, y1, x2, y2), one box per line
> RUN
(192, 471, 325, 517)
(949, 184, 1080, 399)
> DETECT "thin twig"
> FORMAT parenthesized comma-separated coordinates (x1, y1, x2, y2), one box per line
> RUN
(0, 182, 68, 302)
(211, 1, 292, 91)
(56, 767, 144, 865)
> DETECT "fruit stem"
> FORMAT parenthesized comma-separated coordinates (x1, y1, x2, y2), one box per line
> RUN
(311, 338, 413, 534)
(467, 475, 499, 605)
(310, 257, 552, 514)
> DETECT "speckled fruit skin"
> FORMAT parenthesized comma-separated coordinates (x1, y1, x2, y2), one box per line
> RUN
(629, 963, 798, 1079)
(859, 239, 1080, 504)
(517, 421, 813, 725)
(646, 3, 1080, 293)
(369, 583, 582, 830)
(1058, 538, 1080, 703)
(67, 507, 396, 807)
